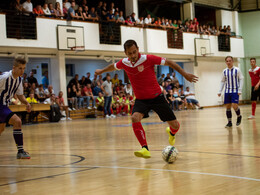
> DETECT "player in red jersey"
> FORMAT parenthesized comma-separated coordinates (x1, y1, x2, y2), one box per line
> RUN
(95, 40, 198, 158)
(248, 58, 260, 119)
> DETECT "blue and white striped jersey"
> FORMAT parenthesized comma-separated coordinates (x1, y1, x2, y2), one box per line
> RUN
(0, 70, 23, 106)
(219, 66, 244, 94)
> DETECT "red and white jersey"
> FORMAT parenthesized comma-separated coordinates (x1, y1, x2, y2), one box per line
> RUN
(249, 66, 260, 86)
(114, 54, 166, 99)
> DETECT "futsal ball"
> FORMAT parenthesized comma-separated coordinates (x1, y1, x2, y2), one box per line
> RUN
(162, 146, 178, 163)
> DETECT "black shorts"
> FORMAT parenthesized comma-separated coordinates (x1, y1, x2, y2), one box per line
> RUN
(251, 86, 260, 101)
(132, 94, 176, 122)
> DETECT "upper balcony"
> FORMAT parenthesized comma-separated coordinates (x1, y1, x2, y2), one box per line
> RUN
(0, 13, 244, 59)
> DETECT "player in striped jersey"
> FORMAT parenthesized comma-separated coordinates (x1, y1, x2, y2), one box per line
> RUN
(218, 56, 244, 128)
(0, 57, 31, 159)
(248, 58, 260, 119)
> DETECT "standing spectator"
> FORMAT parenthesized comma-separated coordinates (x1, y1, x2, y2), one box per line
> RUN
(101, 2, 108, 21)
(42, 71, 49, 90)
(48, 3, 57, 17)
(144, 14, 152, 25)
(210, 26, 217, 35)
(64, 0, 71, 10)
(68, 74, 79, 89)
(91, 74, 98, 88)
(10, 0, 23, 13)
(111, 73, 119, 85)
(76, 6, 85, 20)
(96, 1, 103, 19)
(98, 75, 103, 84)
(164, 73, 172, 82)
(33, 5, 44, 16)
(117, 11, 125, 24)
(101, 75, 115, 118)
(22, 73, 28, 83)
(22, 0, 33, 16)
(85, 72, 92, 85)
(42, 3, 51, 16)
(27, 71, 38, 87)
(125, 16, 134, 26)
(130, 12, 136, 24)
(67, 1, 79, 20)
(136, 16, 144, 26)
(184, 87, 203, 109)
(54, 2, 63, 18)
(89, 7, 98, 20)
(79, 76, 86, 86)
(23, 82, 30, 98)
(62, 2, 68, 18)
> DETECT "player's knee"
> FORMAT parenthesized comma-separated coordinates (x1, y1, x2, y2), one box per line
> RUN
(11, 115, 22, 128)
(131, 114, 141, 123)
(172, 120, 180, 129)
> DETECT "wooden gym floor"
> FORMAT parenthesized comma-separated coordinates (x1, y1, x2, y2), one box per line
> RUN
(0, 105, 259, 195)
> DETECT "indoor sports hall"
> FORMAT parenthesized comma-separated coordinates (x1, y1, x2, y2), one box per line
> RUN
(0, 0, 259, 194)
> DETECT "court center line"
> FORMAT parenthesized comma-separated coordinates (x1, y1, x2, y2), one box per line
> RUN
(0, 164, 259, 182)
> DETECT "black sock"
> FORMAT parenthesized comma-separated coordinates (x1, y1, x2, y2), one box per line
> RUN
(226, 109, 232, 123)
(142, 145, 149, 151)
(170, 132, 175, 136)
(13, 129, 23, 152)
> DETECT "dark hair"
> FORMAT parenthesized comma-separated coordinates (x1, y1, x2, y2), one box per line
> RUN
(250, 58, 256, 61)
(13, 56, 26, 67)
(124, 40, 138, 51)
(225, 56, 233, 61)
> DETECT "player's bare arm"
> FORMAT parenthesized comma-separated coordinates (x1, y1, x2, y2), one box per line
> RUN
(17, 94, 31, 112)
(95, 63, 116, 75)
(164, 59, 198, 83)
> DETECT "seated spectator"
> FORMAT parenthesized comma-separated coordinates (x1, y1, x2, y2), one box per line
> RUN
(23, 82, 30, 98)
(164, 73, 172, 82)
(22, 72, 28, 83)
(83, 83, 96, 109)
(26, 91, 39, 123)
(172, 87, 182, 110)
(158, 74, 165, 85)
(93, 81, 102, 97)
(76, 83, 84, 109)
(126, 93, 134, 114)
(166, 89, 174, 109)
(22, 0, 33, 16)
(57, 91, 71, 120)
(55, 2, 64, 18)
(30, 83, 37, 95)
(179, 85, 187, 110)
(118, 92, 127, 115)
(44, 93, 56, 104)
(48, 3, 57, 17)
(35, 84, 46, 102)
(33, 5, 44, 16)
(96, 92, 104, 111)
(45, 85, 54, 98)
(91, 74, 98, 88)
(184, 87, 203, 109)
(42, 3, 51, 16)
(112, 93, 120, 115)
(27, 71, 38, 87)
(124, 83, 133, 96)
(144, 14, 152, 25)
(67, 85, 77, 110)
(67, 1, 79, 20)
(76, 6, 85, 20)
(125, 16, 134, 26)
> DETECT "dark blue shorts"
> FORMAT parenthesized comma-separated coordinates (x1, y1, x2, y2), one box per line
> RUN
(224, 93, 239, 104)
(0, 105, 14, 123)
(187, 99, 199, 104)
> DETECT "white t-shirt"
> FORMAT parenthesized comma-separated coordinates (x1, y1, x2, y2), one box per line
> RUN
(184, 91, 196, 99)
(144, 17, 152, 24)
(43, 8, 51, 15)
(22, 1, 33, 13)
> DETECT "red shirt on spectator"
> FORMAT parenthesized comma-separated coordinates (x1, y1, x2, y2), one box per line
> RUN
(114, 54, 165, 100)
(33, 8, 44, 15)
(82, 86, 92, 96)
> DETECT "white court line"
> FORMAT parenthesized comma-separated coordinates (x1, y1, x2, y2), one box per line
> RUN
(0, 164, 259, 182)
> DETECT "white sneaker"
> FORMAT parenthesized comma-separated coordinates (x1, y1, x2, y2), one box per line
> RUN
(87, 107, 92, 109)
(67, 117, 72, 120)
(60, 117, 66, 121)
(248, 115, 255, 119)
(93, 106, 97, 109)
(68, 108, 72, 111)
(105, 114, 110, 118)
(72, 108, 76, 111)
(110, 114, 116, 118)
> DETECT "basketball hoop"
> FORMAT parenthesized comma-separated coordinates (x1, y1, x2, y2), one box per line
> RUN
(70, 46, 85, 52)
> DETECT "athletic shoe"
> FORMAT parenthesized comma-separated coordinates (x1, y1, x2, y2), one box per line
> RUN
(248, 115, 255, 119)
(199, 107, 204, 110)
(166, 127, 175, 146)
(134, 148, 151, 158)
(67, 117, 72, 120)
(93, 106, 97, 109)
(105, 115, 110, 118)
(87, 107, 92, 109)
(60, 117, 66, 121)
(110, 114, 116, 118)
(236, 116, 242, 126)
(17, 150, 30, 159)
(225, 122, 232, 128)
(72, 108, 76, 111)
(68, 108, 72, 111)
